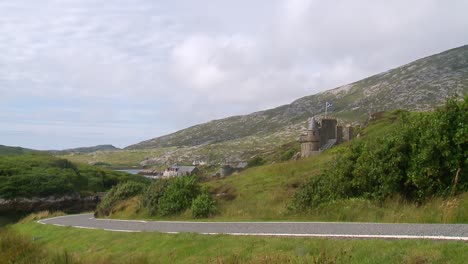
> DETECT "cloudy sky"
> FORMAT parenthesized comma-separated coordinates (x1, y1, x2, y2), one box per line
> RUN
(1, 0, 468, 149)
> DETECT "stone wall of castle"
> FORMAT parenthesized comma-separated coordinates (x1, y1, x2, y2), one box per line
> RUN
(343, 125, 354, 142)
(320, 118, 337, 147)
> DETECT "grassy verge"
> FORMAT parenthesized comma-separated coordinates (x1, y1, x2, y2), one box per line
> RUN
(4, 221, 467, 264)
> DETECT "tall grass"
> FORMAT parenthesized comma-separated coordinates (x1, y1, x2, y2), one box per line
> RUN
(19, 211, 65, 224)
(6, 222, 468, 264)
(294, 193, 468, 223)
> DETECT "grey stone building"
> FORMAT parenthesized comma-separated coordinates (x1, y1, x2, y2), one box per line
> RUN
(299, 117, 354, 158)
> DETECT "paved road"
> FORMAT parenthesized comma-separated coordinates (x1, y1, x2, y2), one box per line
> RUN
(39, 213, 468, 241)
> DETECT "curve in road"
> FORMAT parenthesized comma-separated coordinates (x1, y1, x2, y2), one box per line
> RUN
(38, 213, 468, 241)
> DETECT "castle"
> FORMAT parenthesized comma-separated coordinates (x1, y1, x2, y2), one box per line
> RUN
(299, 117, 354, 158)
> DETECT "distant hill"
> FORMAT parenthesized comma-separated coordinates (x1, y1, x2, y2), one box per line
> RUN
(127, 45, 468, 150)
(0, 145, 38, 155)
(48, 145, 120, 155)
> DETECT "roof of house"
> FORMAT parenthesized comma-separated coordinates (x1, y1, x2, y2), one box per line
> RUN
(234, 162, 248, 169)
(169, 165, 197, 174)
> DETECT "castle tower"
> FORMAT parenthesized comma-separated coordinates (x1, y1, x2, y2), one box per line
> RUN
(320, 118, 337, 147)
(336, 125, 343, 144)
(299, 117, 321, 158)
(343, 125, 354, 141)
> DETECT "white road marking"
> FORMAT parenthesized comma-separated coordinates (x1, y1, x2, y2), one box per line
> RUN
(201, 232, 468, 241)
(103, 229, 141, 233)
(92, 218, 147, 223)
(37, 214, 468, 241)
(73, 225, 99, 230)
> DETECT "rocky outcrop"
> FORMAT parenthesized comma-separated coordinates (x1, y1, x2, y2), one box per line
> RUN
(0, 193, 104, 214)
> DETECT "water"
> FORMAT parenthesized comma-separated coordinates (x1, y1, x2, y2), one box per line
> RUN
(116, 169, 142, 175)
(0, 215, 22, 228)
(116, 169, 160, 179)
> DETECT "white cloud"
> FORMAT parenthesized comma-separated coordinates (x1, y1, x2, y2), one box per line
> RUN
(1, 0, 468, 148)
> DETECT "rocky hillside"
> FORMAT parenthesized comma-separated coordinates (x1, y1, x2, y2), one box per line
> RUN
(48, 145, 120, 155)
(127, 45, 468, 150)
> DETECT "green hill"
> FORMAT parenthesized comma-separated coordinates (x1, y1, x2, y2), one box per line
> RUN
(0, 145, 37, 155)
(0, 153, 148, 201)
(48, 145, 120, 155)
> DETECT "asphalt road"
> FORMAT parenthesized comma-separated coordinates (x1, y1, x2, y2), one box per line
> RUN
(39, 213, 468, 241)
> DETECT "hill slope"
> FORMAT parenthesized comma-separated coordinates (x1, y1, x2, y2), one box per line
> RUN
(0, 145, 37, 155)
(127, 45, 468, 150)
(48, 145, 120, 155)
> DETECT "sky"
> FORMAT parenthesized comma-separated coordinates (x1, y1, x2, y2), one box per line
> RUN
(1, 0, 468, 150)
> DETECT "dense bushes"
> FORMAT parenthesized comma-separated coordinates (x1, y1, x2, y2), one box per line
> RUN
(291, 97, 467, 211)
(247, 156, 266, 167)
(0, 154, 147, 199)
(140, 179, 170, 215)
(96, 182, 147, 216)
(146, 176, 217, 218)
(191, 191, 217, 218)
(156, 176, 201, 216)
(99, 176, 218, 218)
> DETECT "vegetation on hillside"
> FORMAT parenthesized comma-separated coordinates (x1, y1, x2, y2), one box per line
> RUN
(0, 145, 37, 155)
(97, 176, 217, 219)
(48, 144, 120, 155)
(101, 98, 468, 223)
(291, 98, 467, 211)
(0, 154, 148, 199)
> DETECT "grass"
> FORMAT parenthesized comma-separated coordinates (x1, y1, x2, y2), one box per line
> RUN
(4, 220, 467, 264)
(57, 149, 171, 168)
(105, 153, 333, 221)
(109, 156, 468, 223)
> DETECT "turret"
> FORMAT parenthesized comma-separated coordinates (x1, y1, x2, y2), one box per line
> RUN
(299, 117, 321, 158)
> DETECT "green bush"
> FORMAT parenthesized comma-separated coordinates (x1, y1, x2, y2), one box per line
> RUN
(141, 176, 202, 217)
(247, 156, 266, 167)
(191, 191, 217, 218)
(141, 179, 170, 215)
(280, 148, 298, 161)
(96, 181, 146, 216)
(291, 97, 468, 211)
(157, 176, 201, 216)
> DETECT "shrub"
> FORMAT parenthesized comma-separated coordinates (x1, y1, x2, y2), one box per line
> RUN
(191, 191, 217, 218)
(280, 148, 297, 161)
(141, 179, 170, 215)
(247, 156, 266, 167)
(96, 181, 146, 216)
(157, 176, 201, 216)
